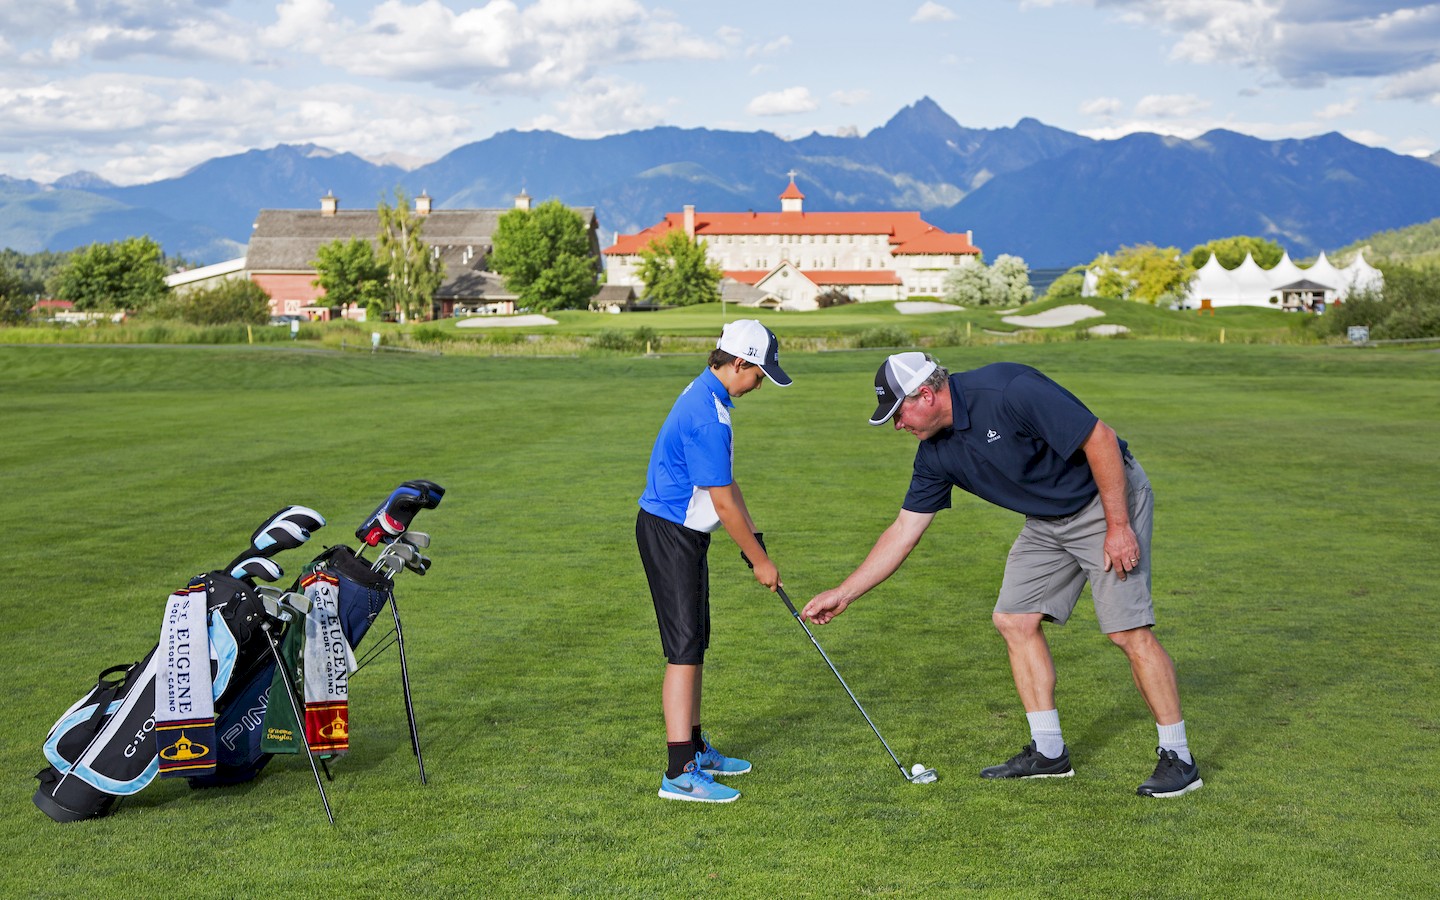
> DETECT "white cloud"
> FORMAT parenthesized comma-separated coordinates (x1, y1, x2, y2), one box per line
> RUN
(1316, 97, 1360, 119)
(1134, 93, 1211, 118)
(1080, 96, 1123, 117)
(258, 0, 724, 93)
(911, 2, 957, 23)
(0, 71, 475, 183)
(1104, 0, 1440, 86)
(1377, 60, 1440, 103)
(524, 77, 671, 137)
(831, 88, 871, 106)
(746, 35, 792, 57)
(746, 86, 818, 116)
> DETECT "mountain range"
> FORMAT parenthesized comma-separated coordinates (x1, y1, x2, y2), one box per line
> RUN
(3, 97, 1440, 269)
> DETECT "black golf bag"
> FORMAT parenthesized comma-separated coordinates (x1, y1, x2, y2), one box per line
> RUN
(190, 545, 396, 788)
(34, 483, 440, 824)
(33, 571, 271, 823)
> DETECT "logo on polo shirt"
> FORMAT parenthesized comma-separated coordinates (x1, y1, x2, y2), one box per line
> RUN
(986, 429, 1001, 443)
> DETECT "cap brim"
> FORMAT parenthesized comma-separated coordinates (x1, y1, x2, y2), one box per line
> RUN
(760, 363, 792, 386)
(869, 396, 902, 426)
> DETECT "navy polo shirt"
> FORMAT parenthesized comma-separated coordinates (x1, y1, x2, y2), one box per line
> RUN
(639, 367, 735, 532)
(902, 363, 1127, 518)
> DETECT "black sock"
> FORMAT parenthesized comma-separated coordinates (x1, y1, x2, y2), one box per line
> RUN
(666, 741, 694, 779)
(691, 725, 706, 753)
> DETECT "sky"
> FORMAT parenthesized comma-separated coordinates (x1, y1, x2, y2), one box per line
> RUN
(1, 0, 1438, 186)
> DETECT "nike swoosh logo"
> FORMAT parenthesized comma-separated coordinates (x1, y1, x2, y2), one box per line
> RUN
(669, 780, 695, 793)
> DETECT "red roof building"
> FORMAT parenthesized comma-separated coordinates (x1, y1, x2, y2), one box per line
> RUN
(604, 178, 980, 308)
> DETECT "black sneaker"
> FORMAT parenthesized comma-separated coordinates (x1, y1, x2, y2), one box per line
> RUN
(1136, 748, 1203, 798)
(980, 741, 1074, 779)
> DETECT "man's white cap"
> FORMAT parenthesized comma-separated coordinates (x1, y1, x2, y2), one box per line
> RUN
(870, 351, 938, 425)
(716, 319, 792, 386)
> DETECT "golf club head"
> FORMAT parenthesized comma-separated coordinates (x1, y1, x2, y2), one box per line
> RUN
(254, 519, 311, 554)
(399, 530, 431, 549)
(230, 556, 283, 585)
(225, 504, 327, 572)
(250, 505, 325, 550)
(906, 765, 938, 784)
(355, 481, 445, 547)
(404, 553, 432, 576)
(371, 540, 419, 574)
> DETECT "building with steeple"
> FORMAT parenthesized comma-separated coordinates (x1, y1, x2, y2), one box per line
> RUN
(603, 177, 981, 310)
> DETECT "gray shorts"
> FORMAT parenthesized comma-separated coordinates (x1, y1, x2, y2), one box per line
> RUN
(994, 457, 1155, 634)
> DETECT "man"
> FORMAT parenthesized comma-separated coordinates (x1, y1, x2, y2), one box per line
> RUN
(802, 352, 1201, 798)
(637, 319, 791, 803)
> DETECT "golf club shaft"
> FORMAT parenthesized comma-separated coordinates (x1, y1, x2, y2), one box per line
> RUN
(775, 587, 907, 775)
(388, 592, 427, 785)
(261, 621, 334, 825)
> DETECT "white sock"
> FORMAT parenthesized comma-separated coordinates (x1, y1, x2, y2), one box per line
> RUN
(1157, 720, 1193, 764)
(1026, 709, 1064, 759)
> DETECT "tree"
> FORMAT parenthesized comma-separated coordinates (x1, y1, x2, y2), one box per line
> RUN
(168, 279, 273, 325)
(635, 229, 723, 307)
(378, 189, 444, 321)
(49, 236, 168, 312)
(990, 254, 1034, 306)
(312, 238, 389, 320)
(941, 260, 996, 306)
(1041, 266, 1088, 303)
(1089, 244, 1191, 305)
(1186, 235, 1284, 269)
(490, 199, 599, 311)
(0, 265, 30, 324)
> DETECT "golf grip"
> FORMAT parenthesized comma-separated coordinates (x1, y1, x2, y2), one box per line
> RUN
(773, 586, 907, 773)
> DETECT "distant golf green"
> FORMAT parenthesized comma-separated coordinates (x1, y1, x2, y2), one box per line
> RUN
(1, 340, 1434, 897)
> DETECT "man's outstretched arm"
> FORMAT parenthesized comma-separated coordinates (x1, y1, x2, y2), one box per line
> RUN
(802, 509, 935, 623)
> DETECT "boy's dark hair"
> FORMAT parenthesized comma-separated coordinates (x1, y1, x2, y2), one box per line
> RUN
(709, 349, 756, 369)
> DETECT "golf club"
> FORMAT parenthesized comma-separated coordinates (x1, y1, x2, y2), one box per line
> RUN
(226, 505, 326, 571)
(371, 540, 419, 576)
(230, 556, 283, 584)
(774, 586, 937, 785)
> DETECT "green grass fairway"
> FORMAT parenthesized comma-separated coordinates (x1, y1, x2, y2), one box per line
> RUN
(1, 342, 1436, 897)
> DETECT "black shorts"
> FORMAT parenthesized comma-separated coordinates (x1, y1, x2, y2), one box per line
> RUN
(636, 509, 710, 665)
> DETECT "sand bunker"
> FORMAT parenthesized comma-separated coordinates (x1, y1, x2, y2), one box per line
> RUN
(1087, 324, 1130, 336)
(456, 314, 558, 328)
(1002, 304, 1105, 328)
(895, 301, 965, 314)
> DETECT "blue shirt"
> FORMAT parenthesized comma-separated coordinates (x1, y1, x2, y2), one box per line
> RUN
(903, 363, 1127, 518)
(640, 368, 735, 532)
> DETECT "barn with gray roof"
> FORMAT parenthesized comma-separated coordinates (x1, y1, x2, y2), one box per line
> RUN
(245, 192, 600, 320)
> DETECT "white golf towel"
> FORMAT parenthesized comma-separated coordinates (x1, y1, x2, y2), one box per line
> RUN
(155, 587, 217, 777)
(301, 571, 356, 754)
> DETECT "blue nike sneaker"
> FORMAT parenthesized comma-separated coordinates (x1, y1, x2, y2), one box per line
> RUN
(658, 757, 740, 803)
(695, 735, 752, 776)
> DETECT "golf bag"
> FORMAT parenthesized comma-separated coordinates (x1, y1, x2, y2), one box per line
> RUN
(33, 571, 271, 823)
(191, 544, 396, 788)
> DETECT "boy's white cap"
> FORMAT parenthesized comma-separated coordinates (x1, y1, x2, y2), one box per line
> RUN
(870, 352, 938, 424)
(717, 319, 792, 386)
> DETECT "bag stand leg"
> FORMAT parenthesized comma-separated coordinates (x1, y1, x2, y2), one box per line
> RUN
(261, 621, 335, 825)
(388, 594, 427, 785)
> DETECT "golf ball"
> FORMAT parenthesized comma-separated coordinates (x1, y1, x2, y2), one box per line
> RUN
(911, 763, 925, 776)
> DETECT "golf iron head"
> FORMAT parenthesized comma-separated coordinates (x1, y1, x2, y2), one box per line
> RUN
(906, 764, 938, 784)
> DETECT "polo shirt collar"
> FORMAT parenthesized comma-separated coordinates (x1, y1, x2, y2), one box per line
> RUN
(699, 367, 734, 408)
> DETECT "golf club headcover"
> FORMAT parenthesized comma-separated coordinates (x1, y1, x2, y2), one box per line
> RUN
(230, 556, 283, 584)
(740, 533, 767, 569)
(355, 480, 446, 546)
